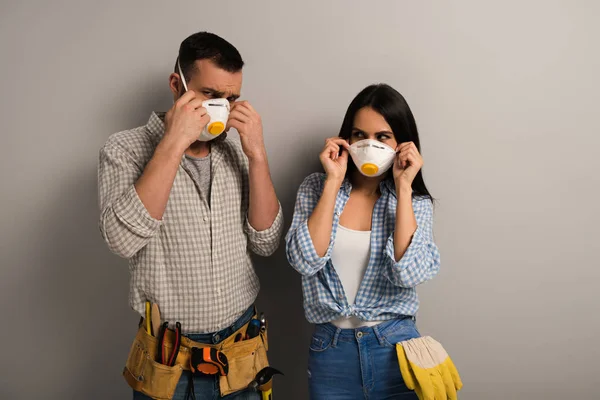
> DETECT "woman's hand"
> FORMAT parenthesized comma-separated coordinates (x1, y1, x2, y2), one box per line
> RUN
(393, 142, 423, 188)
(320, 137, 350, 183)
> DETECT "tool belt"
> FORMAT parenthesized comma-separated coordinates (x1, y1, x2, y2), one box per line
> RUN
(123, 317, 269, 399)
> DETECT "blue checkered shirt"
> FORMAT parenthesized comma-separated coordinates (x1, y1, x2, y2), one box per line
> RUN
(285, 173, 440, 324)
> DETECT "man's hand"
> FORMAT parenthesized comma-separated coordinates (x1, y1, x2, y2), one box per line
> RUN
(163, 90, 211, 152)
(227, 101, 266, 162)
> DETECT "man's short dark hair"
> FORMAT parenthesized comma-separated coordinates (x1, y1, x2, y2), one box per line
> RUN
(177, 32, 244, 82)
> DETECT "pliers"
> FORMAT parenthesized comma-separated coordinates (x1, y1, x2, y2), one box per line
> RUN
(157, 321, 182, 366)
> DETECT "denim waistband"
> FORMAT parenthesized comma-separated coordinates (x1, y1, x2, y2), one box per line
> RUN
(183, 305, 255, 345)
(315, 315, 415, 346)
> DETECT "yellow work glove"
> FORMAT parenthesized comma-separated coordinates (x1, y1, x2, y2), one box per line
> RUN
(396, 336, 463, 400)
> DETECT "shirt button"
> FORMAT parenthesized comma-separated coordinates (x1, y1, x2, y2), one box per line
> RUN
(203, 216, 208, 222)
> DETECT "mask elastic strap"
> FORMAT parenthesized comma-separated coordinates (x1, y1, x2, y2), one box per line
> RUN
(177, 58, 188, 92)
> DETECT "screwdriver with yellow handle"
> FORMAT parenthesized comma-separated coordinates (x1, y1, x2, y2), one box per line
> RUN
(145, 301, 152, 335)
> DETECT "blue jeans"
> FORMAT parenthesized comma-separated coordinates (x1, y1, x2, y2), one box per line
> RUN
(133, 305, 259, 400)
(308, 317, 421, 400)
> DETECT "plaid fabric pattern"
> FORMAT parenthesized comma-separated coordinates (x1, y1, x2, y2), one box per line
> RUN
(98, 112, 283, 333)
(285, 173, 440, 324)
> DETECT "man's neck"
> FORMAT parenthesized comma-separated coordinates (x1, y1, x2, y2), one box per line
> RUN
(185, 141, 210, 158)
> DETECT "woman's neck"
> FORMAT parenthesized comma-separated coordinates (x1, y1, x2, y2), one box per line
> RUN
(350, 171, 384, 196)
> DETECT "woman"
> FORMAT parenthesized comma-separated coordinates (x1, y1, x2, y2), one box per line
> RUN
(285, 84, 441, 399)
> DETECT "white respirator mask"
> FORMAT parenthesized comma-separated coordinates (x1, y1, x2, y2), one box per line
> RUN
(348, 139, 397, 177)
(178, 60, 230, 142)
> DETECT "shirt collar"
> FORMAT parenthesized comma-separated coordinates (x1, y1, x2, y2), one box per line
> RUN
(146, 112, 166, 141)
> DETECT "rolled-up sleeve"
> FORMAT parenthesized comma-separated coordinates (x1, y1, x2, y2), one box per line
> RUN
(383, 197, 441, 288)
(285, 174, 332, 276)
(98, 143, 161, 259)
(245, 203, 284, 257)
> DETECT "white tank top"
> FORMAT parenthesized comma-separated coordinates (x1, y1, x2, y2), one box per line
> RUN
(330, 225, 381, 328)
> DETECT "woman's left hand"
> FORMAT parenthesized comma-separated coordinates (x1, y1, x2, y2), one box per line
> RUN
(393, 142, 424, 187)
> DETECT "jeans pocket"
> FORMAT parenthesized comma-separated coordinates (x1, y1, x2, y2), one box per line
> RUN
(309, 330, 333, 352)
(380, 318, 421, 347)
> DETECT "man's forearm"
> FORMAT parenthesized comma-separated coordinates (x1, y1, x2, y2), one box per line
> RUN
(134, 137, 185, 220)
(247, 158, 279, 231)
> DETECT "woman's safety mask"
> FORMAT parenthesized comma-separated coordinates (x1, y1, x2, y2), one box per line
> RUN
(348, 139, 396, 177)
(178, 59, 230, 142)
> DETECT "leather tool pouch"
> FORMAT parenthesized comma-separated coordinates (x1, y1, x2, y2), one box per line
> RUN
(218, 327, 269, 396)
(123, 328, 183, 400)
(123, 318, 269, 399)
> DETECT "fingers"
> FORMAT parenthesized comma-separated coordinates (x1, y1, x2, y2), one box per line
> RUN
(181, 103, 206, 117)
(321, 138, 350, 164)
(226, 109, 251, 134)
(175, 91, 208, 117)
(199, 112, 211, 127)
(234, 100, 256, 115)
(397, 152, 415, 168)
(323, 142, 340, 160)
(397, 148, 422, 170)
(231, 102, 263, 130)
(188, 99, 205, 112)
(230, 104, 253, 120)
(228, 109, 250, 123)
(338, 148, 349, 164)
(175, 90, 196, 107)
(396, 142, 408, 152)
(395, 142, 421, 167)
(325, 137, 350, 151)
(327, 141, 343, 156)
(398, 148, 419, 161)
(396, 141, 420, 154)
(227, 118, 243, 133)
(321, 141, 347, 162)
(396, 154, 407, 170)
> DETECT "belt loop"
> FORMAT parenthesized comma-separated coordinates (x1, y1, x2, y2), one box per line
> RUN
(332, 328, 341, 348)
(372, 325, 386, 346)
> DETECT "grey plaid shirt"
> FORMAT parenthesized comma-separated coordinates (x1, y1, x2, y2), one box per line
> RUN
(98, 112, 283, 333)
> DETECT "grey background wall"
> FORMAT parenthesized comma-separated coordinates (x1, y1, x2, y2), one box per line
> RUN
(1, 1, 599, 399)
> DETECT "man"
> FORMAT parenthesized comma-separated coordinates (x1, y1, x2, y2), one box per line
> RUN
(98, 32, 283, 399)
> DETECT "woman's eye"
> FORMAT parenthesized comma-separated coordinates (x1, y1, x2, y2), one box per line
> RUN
(352, 132, 364, 138)
(377, 135, 391, 141)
